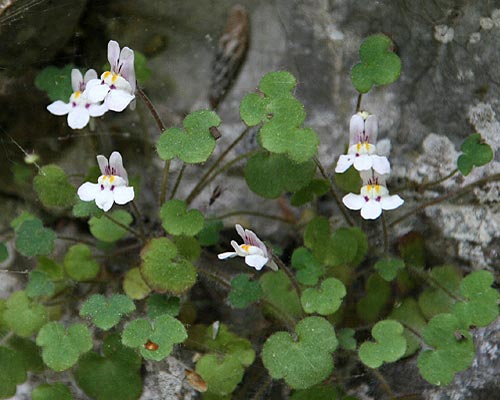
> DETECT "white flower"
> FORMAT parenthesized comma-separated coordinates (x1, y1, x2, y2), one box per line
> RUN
(77, 151, 134, 212)
(342, 174, 403, 220)
(218, 224, 278, 271)
(86, 40, 136, 112)
(335, 113, 391, 175)
(47, 69, 108, 129)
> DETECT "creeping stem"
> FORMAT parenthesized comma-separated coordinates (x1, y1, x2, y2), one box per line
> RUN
(272, 255, 303, 299)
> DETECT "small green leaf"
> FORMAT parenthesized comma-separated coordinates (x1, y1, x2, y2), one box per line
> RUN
(33, 165, 76, 208)
(291, 179, 330, 207)
(160, 199, 204, 236)
(122, 315, 187, 361)
(260, 270, 302, 319)
(291, 247, 325, 286)
(228, 274, 263, 308)
(80, 294, 136, 330)
(337, 328, 357, 351)
(134, 50, 151, 85)
(335, 166, 363, 194)
(359, 320, 406, 368)
(389, 298, 426, 357)
(11, 211, 37, 231)
(458, 134, 494, 176)
(15, 218, 56, 257)
(157, 110, 221, 163)
(350, 34, 401, 93)
(36, 322, 93, 371)
(197, 220, 224, 246)
(32, 383, 73, 400)
(301, 278, 346, 315)
(245, 152, 315, 199)
(73, 198, 103, 218)
(0, 243, 8, 262)
(398, 231, 426, 268)
(0, 346, 27, 398)
(356, 274, 391, 322)
(196, 354, 243, 396)
(240, 92, 268, 126)
(26, 270, 55, 298)
(140, 237, 197, 295)
(4, 291, 48, 337)
(173, 236, 201, 262)
(89, 210, 133, 243)
(35, 64, 74, 102)
(259, 71, 297, 97)
(74, 334, 142, 400)
(147, 294, 180, 319)
(7, 336, 44, 373)
(374, 258, 405, 281)
(262, 317, 338, 389)
(64, 244, 100, 281)
(123, 268, 151, 300)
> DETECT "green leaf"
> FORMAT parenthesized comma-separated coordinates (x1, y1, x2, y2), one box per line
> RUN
(73, 198, 104, 218)
(245, 152, 315, 199)
(160, 199, 204, 236)
(26, 270, 55, 298)
(417, 313, 475, 385)
(334, 166, 362, 194)
(240, 92, 268, 125)
(301, 278, 346, 315)
(35, 64, 74, 102)
(80, 294, 136, 330)
(389, 298, 426, 357)
(350, 34, 401, 93)
(228, 274, 263, 308)
(453, 270, 500, 327)
(398, 232, 426, 268)
(4, 291, 48, 337)
(458, 134, 494, 176)
(122, 315, 187, 361)
(147, 294, 180, 319)
(197, 220, 224, 246)
(291, 247, 325, 286)
(359, 320, 406, 368)
(157, 110, 221, 163)
(7, 336, 44, 373)
(260, 270, 302, 319)
(89, 210, 133, 243)
(291, 179, 330, 207)
(32, 383, 73, 400)
(15, 218, 56, 257)
(123, 268, 151, 300)
(418, 265, 461, 319)
(33, 165, 76, 208)
(74, 334, 142, 400)
(196, 354, 243, 396)
(337, 328, 357, 351)
(259, 71, 297, 97)
(173, 236, 201, 262)
(0, 243, 8, 262)
(374, 258, 405, 281)
(64, 244, 100, 281)
(0, 346, 27, 398)
(36, 322, 93, 371)
(140, 237, 197, 295)
(356, 273, 391, 322)
(262, 316, 338, 389)
(134, 50, 151, 85)
(11, 211, 37, 231)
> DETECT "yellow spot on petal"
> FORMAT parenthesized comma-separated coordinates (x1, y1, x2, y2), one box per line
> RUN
(74, 91, 81, 99)
(375, 185, 381, 193)
(109, 175, 115, 183)
(241, 244, 250, 252)
(111, 73, 119, 83)
(356, 143, 361, 152)
(103, 71, 112, 79)
(102, 175, 107, 181)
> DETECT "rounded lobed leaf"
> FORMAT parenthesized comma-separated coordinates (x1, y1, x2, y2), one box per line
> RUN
(33, 165, 76, 208)
(389, 298, 426, 357)
(196, 354, 244, 396)
(26, 270, 55, 298)
(123, 268, 152, 300)
(0, 346, 27, 398)
(197, 220, 223, 247)
(262, 316, 338, 389)
(291, 179, 330, 207)
(356, 273, 391, 323)
(32, 383, 73, 400)
(89, 210, 133, 243)
(374, 258, 405, 281)
(260, 270, 302, 319)
(228, 274, 263, 308)
(64, 244, 100, 281)
(300, 278, 346, 315)
(15, 218, 56, 257)
(73, 198, 104, 218)
(7, 336, 45, 373)
(337, 328, 357, 351)
(157, 110, 221, 163)
(160, 200, 204, 236)
(4, 291, 48, 337)
(140, 237, 197, 295)
(259, 71, 297, 97)
(240, 92, 268, 126)
(80, 294, 136, 330)
(291, 247, 325, 286)
(147, 294, 180, 319)
(34, 64, 74, 102)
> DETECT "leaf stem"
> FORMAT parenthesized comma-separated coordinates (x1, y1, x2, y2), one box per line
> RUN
(58, 235, 97, 247)
(130, 201, 146, 242)
(103, 213, 141, 240)
(381, 214, 389, 256)
(136, 87, 166, 132)
(418, 168, 458, 191)
(407, 265, 462, 302)
(159, 160, 171, 205)
(170, 163, 186, 200)
(368, 366, 395, 399)
(356, 93, 363, 112)
(272, 255, 302, 298)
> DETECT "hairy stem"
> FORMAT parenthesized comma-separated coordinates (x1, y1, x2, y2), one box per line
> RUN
(273, 255, 303, 299)
(159, 160, 171, 204)
(170, 163, 186, 200)
(58, 235, 97, 247)
(356, 93, 363, 112)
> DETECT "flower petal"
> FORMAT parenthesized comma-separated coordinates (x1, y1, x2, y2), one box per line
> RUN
(335, 155, 355, 173)
(380, 194, 404, 211)
(97, 155, 108, 175)
(231, 240, 247, 257)
(218, 252, 237, 260)
(245, 254, 268, 270)
(364, 115, 378, 143)
(71, 69, 83, 92)
(342, 193, 365, 210)
(113, 186, 134, 205)
(77, 182, 100, 201)
(108, 40, 120, 70)
(349, 114, 364, 144)
(84, 69, 98, 84)
(104, 89, 134, 112)
(95, 189, 114, 212)
(361, 201, 382, 220)
(119, 46, 136, 93)
(67, 108, 90, 129)
(88, 103, 108, 117)
(371, 155, 391, 175)
(353, 154, 373, 171)
(87, 83, 110, 103)
(235, 224, 245, 241)
(47, 101, 71, 116)
(109, 151, 128, 182)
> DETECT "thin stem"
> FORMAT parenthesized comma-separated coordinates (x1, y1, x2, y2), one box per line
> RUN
(103, 213, 141, 239)
(58, 235, 97, 247)
(356, 93, 363, 112)
(390, 172, 500, 227)
(136, 98, 152, 161)
(408, 265, 462, 301)
(207, 210, 294, 224)
(418, 168, 458, 191)
(273, 255, 303, 298)
(314, 157, 355, 226)
(136, 87, 166, 132)
(159, 160, 171, 204)
(185, 127, 251, 205)
(369, 367, 395, 399)
(381, 214, 389, 256)
(170, 163, 186, 200)
(130, 201, 146, 242)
